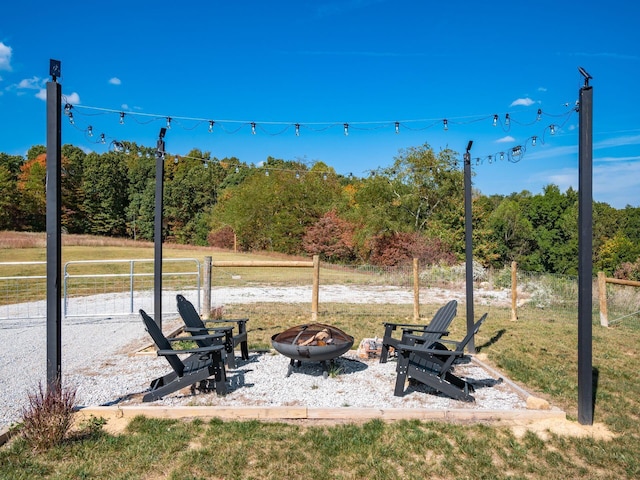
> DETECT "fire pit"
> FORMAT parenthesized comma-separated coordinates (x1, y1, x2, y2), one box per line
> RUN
(271, 323, 354, 377)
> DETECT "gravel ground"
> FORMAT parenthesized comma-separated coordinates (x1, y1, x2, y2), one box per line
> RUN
(0, 309, 528, 432)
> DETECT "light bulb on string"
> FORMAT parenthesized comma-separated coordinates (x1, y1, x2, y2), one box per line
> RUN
(500, 152, 505, 161)
(395, 122, 399, 134)
(493, 114, 498, 127)
(537, 109, 542, 121)
(68, 112, 74, 124)
(505, 113, 510, 126)
(100, 133, 105, 144)
(550, 124, 556, 135)
(208, 120, 214, 133)
(295, 123, 300, 136)
(166, 117, 172, 129)
(87, 125, 93, 137)
(251, 122, 256, 135)
(343, 123, 349, 136)
(119, 112, 125, 124)
(532, 136, 537, 146)
(443, 119, 448, 131)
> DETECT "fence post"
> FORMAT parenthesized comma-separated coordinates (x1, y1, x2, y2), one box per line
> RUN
(413, 258, 420, 320)
(311, 255, 319, 322)
(511, 261, 518, 321)
(203, 256, 212, 319)
(598, 271, 608, 327)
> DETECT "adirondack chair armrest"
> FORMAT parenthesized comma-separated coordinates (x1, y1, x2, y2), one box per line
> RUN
(166, 333, 225, 343)
(382, 322, 427, 332)
(207, 318, 249, 325)
(396, 343, 464, 357)
(401, 327, 450, 335)
(156, 344, 225, 356)
(184, 326, 232, 334)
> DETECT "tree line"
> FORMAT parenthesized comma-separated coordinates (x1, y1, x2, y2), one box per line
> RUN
(1, 142, 639, 279)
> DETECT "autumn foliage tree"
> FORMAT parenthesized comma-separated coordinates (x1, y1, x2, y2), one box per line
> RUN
(302, 211, 356, 262)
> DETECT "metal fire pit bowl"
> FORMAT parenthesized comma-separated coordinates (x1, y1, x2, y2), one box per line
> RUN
(271, 323, 354, 377)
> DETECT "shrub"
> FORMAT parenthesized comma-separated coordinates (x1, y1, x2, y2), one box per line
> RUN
(207, 226, 236, 249)
(20, 381, 77, 451)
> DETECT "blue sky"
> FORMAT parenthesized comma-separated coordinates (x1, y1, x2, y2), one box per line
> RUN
(1, 0, 639, 208)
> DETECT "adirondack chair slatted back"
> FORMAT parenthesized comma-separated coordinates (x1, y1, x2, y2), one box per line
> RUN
(177, 294, 214, 347)
(412, 299, 457, 342)
(140, 309, 184, 377)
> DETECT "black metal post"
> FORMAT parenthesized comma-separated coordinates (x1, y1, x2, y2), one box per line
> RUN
(154, 128, 166, 329)
(463, 141, 475, 353)
(578, 67, 593, 425)
(46, 59, 62, 391)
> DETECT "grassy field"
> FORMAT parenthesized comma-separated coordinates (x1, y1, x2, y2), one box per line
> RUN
(1, 233, 639, 478)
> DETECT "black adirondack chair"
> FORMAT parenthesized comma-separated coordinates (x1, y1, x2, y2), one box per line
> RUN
(393, 313, 489, 402)
(176, 294, 250, 365)
(176, 294, 237, 368)
(380, 299, 457, 363)
(139, 309, 227, 402)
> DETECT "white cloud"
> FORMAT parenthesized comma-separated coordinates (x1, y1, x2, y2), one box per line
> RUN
(17, 76, 44, 89)
(35, 89, 46, 100)
(0, 42, 12, 71)
(121, 103, 129, 110)
(496, 136, 515, 143)
(537, 87, 547, 92)
(109, 77, 121, 85)
(63, 92, 81, 104)
(510, 97, 535, 107)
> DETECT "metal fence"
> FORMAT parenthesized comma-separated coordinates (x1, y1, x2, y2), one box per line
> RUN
(0, 258, 201, 320)
(0, 257, 611, 325)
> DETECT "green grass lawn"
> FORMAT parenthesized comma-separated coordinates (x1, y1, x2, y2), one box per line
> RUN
(1, 233, 639, 479)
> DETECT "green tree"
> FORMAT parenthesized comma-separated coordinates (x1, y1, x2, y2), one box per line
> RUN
(211, 159, 344, 254)
(61, 144, 87, 233)
(0, 164, 19, 229)
(82, 151, 129, 236)
(17, 153, 47, 231)
(348, 144, 463, 261)
(164, 150, 225, 245)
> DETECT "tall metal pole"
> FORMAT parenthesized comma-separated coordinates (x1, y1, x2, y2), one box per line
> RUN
(46, 59, 62, 391)
(154, 128, 166, 329)
(577, 67, 593, 425)
(463, 140, 476, 353)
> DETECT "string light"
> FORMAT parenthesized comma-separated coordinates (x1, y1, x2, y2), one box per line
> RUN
(100, 133, 106, 144)
(69, 103, 575, 138)
(119, 112, 125, 124)
(251, 122, 256, 135)
(87, 125, 93, 137)
(550, 124, 556, 135)
(532, 136, 537, 146)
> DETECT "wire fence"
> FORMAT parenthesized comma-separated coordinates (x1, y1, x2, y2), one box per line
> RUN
(2, 258, 635, 328)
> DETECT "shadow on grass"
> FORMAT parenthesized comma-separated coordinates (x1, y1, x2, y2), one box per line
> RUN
(476, 328, 506, 353)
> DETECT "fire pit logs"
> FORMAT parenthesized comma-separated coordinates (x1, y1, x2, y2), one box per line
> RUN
(271, 323, 354, 377)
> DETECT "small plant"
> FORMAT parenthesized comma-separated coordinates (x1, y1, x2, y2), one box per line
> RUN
(328, 364, 344, 378)
(75, 415, 107, 438)
(311, 383, 319, 390)
(20, 381, 77, 451)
